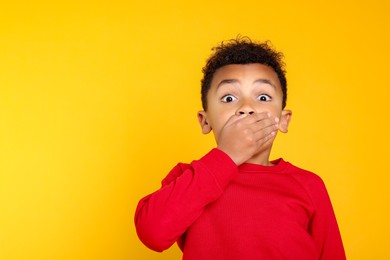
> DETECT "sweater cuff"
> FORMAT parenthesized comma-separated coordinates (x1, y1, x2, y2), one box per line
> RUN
(197, 148, 239, 190)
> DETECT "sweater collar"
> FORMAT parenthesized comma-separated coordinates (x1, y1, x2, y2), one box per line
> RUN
(238, 158, 289, 173)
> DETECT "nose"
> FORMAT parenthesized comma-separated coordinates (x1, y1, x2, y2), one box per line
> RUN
(238, 111, 254, 115)
(236, 99, 255, 116)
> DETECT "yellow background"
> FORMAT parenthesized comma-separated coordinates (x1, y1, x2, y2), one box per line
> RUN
(1, 1, 389, 259)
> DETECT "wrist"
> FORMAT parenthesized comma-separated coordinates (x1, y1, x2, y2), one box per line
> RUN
(216, 146, 243, 166)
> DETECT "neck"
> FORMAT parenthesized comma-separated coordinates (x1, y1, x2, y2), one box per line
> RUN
(244, 149, 273, 166)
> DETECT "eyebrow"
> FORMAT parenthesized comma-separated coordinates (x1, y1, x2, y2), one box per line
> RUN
(255, 79, 275, 88)
(217, 78, 275, 88)
(216, 79, 238, 88)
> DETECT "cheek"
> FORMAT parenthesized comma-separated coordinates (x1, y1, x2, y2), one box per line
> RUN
(259, 106, 282, 119)
(208, 111, 231, 135)
(210, 113, 230, 130)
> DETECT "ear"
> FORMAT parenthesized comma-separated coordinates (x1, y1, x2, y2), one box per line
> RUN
(197, 111, 212, 134)
(278, 110, 292, 133)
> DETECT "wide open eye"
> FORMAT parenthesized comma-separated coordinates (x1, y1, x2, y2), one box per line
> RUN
(257, 94, 271, 102)
(221, 94, 237, 103)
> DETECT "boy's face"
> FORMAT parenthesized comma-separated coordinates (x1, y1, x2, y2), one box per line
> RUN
(198, 63, 291, 144)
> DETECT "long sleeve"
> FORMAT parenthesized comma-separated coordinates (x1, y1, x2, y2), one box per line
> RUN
(134, 148, 238, 252)
(302, 174, 346, 260)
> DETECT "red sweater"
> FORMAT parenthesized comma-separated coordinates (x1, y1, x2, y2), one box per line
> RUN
(135, 149, 346, 259)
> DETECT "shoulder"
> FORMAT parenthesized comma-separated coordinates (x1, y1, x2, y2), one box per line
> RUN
(161, 149, 238, 187)
(281, 160, 324, 184)
(161, 162, 191, 186)
(281, 160, 332, 206)
(280, 160, 328, 196)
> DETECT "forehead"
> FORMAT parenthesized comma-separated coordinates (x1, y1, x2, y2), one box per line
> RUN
(211, 63, 281, 88)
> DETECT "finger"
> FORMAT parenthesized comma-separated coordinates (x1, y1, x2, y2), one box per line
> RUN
(254, 128, 277, 150)
(240, 112, 270, 124)
(249, 117, 279, 133)
(223, 113, 248, 127)
(252, 124, 277, 141)
(245, 113, 279, 129)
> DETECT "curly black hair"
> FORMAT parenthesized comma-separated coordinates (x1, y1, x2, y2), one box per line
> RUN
(201, 36, 287, 111)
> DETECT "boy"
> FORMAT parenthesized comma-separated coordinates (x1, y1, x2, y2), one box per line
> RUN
(134, 37, 346, 259)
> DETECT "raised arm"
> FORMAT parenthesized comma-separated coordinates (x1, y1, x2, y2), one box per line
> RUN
(134, 149, 238, 252)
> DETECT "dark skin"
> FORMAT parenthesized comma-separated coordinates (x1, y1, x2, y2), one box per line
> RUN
(197, 64, 291, 166)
